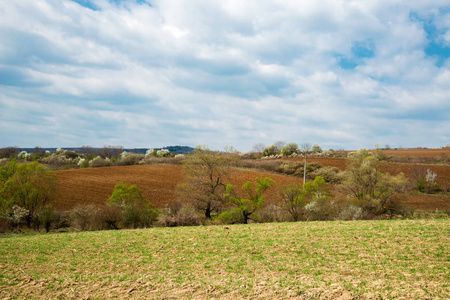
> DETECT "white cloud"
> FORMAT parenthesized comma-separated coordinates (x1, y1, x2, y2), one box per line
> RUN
(0, 0, 449, 150)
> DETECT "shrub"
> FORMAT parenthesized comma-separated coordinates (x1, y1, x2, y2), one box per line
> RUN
(258, 204, 291, 223)
(108, 183, 158, 228)
(0, 147, 19, 159)
(79, 159, 89, 168)
(156, 149, 172, 157)
(312, 144, 322, 153)
(37, 204, 58, 232)
(338, 203, 363, 220)
(17, 151, 31, 161)
(162, 205, 202, 227)
(116, 153, 144, 166)
(70, 205, 96, 231)
(310, 167, 344, 184)
(92, 205, 122, 230)
(53, 211, 71, 230)
(217, 208, 245, 224)
(3, 205, 28, 229)
(278, 162, 302, 176)
(90, 157, 112, 168)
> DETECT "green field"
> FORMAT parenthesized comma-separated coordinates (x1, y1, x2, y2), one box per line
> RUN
(1, 219, 449, 299)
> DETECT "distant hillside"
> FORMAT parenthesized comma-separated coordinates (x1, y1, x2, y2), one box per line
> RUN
(18, 146, 195, 155)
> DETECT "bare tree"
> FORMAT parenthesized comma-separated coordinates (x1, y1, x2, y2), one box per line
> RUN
(273, 141, 286, 154)
(101, 145, 124, 159)
(177, 146, 236, 219)
(252, 143, 266, 154)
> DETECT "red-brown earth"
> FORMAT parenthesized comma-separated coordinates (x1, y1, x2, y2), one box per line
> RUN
(54, 156, 449, 212)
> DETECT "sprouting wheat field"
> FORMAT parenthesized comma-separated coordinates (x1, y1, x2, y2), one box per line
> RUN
(0, 219, 449, 299)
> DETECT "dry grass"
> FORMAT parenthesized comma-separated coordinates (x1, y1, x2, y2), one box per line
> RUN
(0, 219, 448, 299)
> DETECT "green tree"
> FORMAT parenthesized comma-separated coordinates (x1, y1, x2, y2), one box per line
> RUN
(342, 148, 407, 216)
(224, 176, 275, 224)
(1, 161, 56, 227)
(263, 145, 277, 157)
(108, 183, 158, 228)
(279, 176, 332, 221)
(177, 146, 235, 219)
(281, 143, 298, 156)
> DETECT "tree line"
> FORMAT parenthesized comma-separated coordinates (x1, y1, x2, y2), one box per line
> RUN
(0, 145, 444, 233)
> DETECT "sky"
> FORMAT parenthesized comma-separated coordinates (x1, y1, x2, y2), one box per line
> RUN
(0, 0, 449, 151)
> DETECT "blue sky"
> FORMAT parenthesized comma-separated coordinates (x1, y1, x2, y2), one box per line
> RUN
(0, 0, 449, 151)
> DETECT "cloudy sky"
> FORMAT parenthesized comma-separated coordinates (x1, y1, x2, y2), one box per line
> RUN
(0, 0, 449, 151)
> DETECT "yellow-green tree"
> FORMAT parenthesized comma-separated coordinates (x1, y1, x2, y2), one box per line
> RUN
(224, 176, 275, 224)
(108, 183, 158, 228)
(1, 161, 56, 227)
(279, 176, 332, 221)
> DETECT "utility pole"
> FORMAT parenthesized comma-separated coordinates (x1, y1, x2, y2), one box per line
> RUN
(301, 143, 311, 185)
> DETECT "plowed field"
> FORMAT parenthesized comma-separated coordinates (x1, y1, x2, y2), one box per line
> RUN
(373, 148, 449, 157)
(55, 161, 449, 212)
(54, 165, 300, 211)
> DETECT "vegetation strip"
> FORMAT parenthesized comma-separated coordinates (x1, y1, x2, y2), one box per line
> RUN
(1, 219, 449, 299)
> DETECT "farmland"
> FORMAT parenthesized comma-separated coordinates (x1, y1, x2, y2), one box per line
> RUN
(54, 165, 301, 211)
(53, 152, 450, 212)
(0, 219, 448, 299)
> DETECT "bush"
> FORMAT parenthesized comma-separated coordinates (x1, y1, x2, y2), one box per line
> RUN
(108, 183, 158, 228)
(258, 204, 291, 223)
(312, 144, 322, 153)
(70, 205, 96, 231)
(3, 205, 28, 229)
(162, 205, 201, 227)
(116, 153, 144, 166)
(90, 157, 112, 168)
(37, 204, 58, 232)
(305, 197, 340, 221)
(0, 147, 19, 159)
(278, 162, 302, 176)
(338, 203, 363, 220)
(310, 167, 344, 184)
(92, 205, 122, 230)
(216, 208, 245, 224)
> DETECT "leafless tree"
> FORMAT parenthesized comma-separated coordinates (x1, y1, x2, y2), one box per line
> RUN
(177, 146, 236, 219)
(252, 143, 266, 154)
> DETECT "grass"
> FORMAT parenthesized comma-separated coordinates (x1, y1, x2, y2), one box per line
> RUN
(0, 219, 449, 299)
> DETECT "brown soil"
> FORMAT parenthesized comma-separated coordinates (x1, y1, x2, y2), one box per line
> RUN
(54, 164, 184, 210)
(54, 161, 449, 212)
(280, 157, 450, 189)
(54, 165, 300, 211)
(371, 148, 449, 157)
